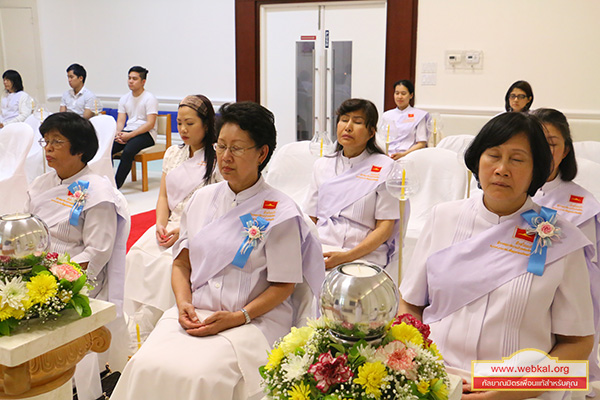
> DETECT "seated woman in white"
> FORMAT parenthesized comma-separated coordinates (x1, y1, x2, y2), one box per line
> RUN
(400, 112, 595, 400)
(26, 112, 128, 308)
(304, 98, 399, 270)
(532, 108, 600, 389)
(111, 102, 325, 400)
(124, 95, 221, 349)
(379, 79, 430, 160)
(0, 70, 33, 128)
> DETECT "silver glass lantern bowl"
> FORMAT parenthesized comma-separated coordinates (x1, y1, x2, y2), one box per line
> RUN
(0, 213, 50, 274)
(320, 261, 399, 345)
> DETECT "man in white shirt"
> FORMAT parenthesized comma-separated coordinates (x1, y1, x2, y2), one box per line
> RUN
(111, 66, 158, 188)
(59, 63, 101, 119)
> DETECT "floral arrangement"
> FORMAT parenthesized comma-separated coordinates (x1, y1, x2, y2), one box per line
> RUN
(0, 252, 93, 336)
(260, 313, 449, 400)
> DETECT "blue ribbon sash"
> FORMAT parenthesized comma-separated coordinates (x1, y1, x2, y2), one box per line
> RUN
(67, 180, 89, 226)
(232, 213, 269, 268)
(521, 207, 560, 276)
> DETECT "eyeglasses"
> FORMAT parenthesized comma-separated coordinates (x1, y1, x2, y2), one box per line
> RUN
(213, 143, 257, 157)
(38, 138, 69, 148)
(509, 94, 528, 101)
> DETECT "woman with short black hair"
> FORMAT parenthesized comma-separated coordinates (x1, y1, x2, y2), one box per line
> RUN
(26, 112, 128, 308)
(112, 101, 324, 400)
(401, 112, 594, 400)
(304, 98, 399, 270)
(0, 69, 33, 128)
(380, 79, 431, 159)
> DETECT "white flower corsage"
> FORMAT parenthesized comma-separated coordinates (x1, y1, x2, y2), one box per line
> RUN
(526, 214, 561, 254)
(241, 221, 266, 254)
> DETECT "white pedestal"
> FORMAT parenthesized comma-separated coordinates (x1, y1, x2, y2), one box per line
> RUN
(0, 299, 116, 399)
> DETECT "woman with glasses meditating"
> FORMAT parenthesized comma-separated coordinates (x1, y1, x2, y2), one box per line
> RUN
(400, 112, 594, 400)
(124, 95, 221, 352)
(26, 112, 128, 307)
(504, 80, 534, 113)
(112, 102, 324, 400)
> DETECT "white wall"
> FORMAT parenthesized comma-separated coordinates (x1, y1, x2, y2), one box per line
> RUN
(415, 0, 600, 141)
(35, 0, 236, 111)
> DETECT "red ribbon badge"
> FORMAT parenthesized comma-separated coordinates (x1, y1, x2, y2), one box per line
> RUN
(569, 195, 584, 204)
(514, 227, 535, 243)
(263, 200, 278, 209)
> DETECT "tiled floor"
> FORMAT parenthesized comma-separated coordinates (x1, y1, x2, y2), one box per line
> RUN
(117, 163, 162, 216)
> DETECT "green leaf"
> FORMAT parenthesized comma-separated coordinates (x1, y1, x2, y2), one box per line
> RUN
(259, 366, 267, 379)
(70, 294, 92, 317)
(71, 275, 86, 294)
(31, 264, 48, 275)
(0, 320, 11, 336)
(59, 278, 73, 290)
(330, 343, 345, 356)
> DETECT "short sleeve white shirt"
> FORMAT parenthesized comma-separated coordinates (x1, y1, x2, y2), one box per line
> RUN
(60, 87, 101, 116)
(118, 90, 159, 141)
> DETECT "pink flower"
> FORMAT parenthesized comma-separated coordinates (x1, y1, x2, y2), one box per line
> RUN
(375, 341, 418, 379)
(0, 255, 10, 263)
(74, 191, 82, 198)
(247, 226, 260, 239)
(50, 264, 82, 282)
(308, 351, 353, 392)
(537, 221, 555, 238)
(393, 313, 431, 341)
(45, 252, 59, 261)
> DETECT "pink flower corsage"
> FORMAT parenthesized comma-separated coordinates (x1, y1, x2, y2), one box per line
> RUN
(526, 214, 561, 254)
(241, 222, 266, 254)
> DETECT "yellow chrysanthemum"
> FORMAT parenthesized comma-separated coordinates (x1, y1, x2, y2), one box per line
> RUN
(26, 274, 58, 304)
(287, 382, 311, 400)
(417, 380, 430, 394)
(353, 362, 388, 398)
(11, 307, 25, 320)
(389, 323, 423, 346)
(430, 378, 448, 400)
(428, 341, 443, 360)
(265, 346, 285, 371)
(0, 305, 13, 321)
(280, 326, 314, 355)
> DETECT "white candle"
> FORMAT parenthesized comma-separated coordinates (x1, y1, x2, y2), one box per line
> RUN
(342, 264, 377, 277)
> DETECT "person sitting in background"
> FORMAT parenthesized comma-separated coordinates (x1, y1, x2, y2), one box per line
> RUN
(504, 80, 534, 113)
(59, 63, 102, 119)
(380, 79, 430, 160)
(0, 69, 33, 128)
(532, 107, 600, 392)
(304, 98, 399, 269)
(111, 101, 324, 400)
(124, 94, 221, 351)
(400, 112, 594, 400)
(111, 66, 158, 188)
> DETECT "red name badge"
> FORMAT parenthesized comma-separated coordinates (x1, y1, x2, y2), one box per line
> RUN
(569, 195, 584, 204)
(263, 200, 278, 209)
(408, 113, 414, 118)
(371, 165, 382, 173)
(514, 227, 535, 243)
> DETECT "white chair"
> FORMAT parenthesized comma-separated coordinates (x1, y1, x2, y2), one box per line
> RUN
(574, 141, 600, 165)
(401, 147, 468, 271)
(436, 134, 474, 156)
(574, 157, 600, 201)
(89, 115, 117, 187)
(0, 123, 34, 215)
(23, 115, 45, 183)
(265, 141, 318, 205)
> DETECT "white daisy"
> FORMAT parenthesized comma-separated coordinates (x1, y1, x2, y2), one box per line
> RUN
(0, 276, 28, 310)
(281, 352, 312, 382)
(306, 317, 327, 329)
(356, 343, 377, 362)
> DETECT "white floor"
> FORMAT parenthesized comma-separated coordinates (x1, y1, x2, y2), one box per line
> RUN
(117, 162, 162, 216)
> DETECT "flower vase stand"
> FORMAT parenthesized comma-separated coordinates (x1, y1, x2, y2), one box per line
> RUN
(0, 299, 115, 399)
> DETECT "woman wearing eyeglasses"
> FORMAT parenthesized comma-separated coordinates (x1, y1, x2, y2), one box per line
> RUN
(124, 95, 221, 352)
(26, 112, 128, 308)
(112, 102, 325, 400)
(505, 80, 534, 113)
(0, 70, 33, 128)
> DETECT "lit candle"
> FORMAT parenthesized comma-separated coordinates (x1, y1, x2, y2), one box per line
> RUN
(94, 99, 98, 115)
(40, 108, 43, 120)
(433, 118, 437, 134)
(342, 264, 377, 277)
(401, 168, 406, 199)
(320, 137, 323, 157)
(136, 323, 141, 349)
(31, 99, 35, 112)
(386, 124, 390, 155)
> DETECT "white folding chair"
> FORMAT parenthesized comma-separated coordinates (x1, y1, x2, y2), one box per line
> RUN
(402, 148, 468, 271)
(574, 157, 600, 201)
(89, 115, 117, 187)
(574, 141, 600, 165)
(23, 115, 45, 183)
(265, 141, 319, 205)
(436, 134, 474, 155)
(0, 123, 34, 215)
